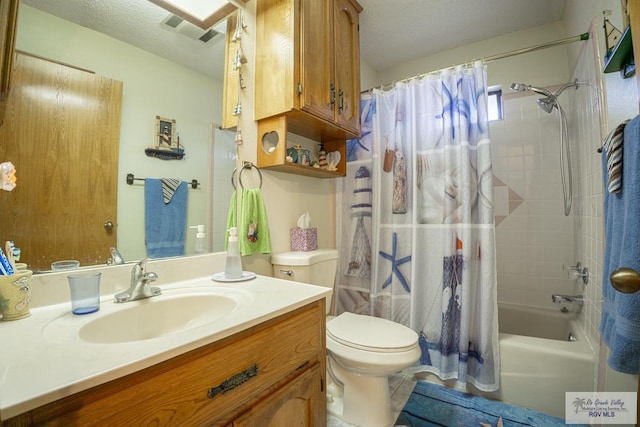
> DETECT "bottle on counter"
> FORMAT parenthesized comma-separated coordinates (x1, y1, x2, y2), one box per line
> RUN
(224, 227, 243, 279)
(190, 225, 207, 254)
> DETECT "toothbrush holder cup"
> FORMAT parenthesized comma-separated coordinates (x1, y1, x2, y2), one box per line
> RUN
(0, 269, 33, 321)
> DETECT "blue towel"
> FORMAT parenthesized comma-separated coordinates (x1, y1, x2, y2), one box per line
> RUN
(601, 115, 640, 374)
(144, 178, 187, 258)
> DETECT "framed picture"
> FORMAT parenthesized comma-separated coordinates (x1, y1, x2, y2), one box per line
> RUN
(155, 116, 177, 149)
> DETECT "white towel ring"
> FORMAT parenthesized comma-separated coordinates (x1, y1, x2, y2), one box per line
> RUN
(231, 161, 263, 189)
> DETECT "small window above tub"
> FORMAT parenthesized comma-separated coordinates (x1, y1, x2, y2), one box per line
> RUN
(488, 86, 503, 121)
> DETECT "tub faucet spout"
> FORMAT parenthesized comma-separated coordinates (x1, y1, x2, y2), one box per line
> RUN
(551, 294, 584, 307)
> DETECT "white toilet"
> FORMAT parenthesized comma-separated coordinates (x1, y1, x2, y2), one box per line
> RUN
(271, 249, 420, 427)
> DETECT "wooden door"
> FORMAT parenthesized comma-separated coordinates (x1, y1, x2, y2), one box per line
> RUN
(0, 52, 122, 271)
(333, 0, 361, 135)
(299, 0, 334, 124)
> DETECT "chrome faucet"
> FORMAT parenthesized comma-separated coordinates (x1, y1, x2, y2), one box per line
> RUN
(114, 259, 161, 303)
(551, 294, 584, 308)
(107, 247, 125, 265)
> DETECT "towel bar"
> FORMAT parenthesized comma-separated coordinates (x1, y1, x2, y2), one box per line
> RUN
(126, 173, 200, 189)
(231, 162, 263, 189)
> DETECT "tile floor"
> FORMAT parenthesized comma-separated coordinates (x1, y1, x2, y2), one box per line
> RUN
(326, 373, 416, 427)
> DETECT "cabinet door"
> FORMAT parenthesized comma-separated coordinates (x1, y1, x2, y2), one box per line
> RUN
(232, 364, 325, 427)
(333, 0, 361, 135)
(299, 0, 334, 124)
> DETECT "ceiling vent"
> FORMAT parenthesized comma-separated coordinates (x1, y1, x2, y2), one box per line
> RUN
(161, 14, 224, 44)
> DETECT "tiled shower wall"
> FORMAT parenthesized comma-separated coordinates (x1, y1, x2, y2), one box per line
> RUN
(490, 94, 577, 310)
(490, 23, 619, 359)
(568, 28, 606, 355)
(490, 26, 604, 354)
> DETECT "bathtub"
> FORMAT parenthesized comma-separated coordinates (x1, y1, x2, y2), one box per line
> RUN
(416, 303, 595, 419)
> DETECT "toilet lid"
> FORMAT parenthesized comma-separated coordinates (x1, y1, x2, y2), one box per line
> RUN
(327, 312, 418, 352)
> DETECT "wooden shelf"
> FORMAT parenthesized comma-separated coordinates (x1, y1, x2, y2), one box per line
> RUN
(257, 115, 347, 178)
(603, 25, 635, 77)
(261, 162, 345, 178)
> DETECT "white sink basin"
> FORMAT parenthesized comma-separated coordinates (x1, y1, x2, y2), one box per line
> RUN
(42, 286, 253, 344)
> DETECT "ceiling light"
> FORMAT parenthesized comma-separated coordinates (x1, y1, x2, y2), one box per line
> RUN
(148, 0, 249, 29)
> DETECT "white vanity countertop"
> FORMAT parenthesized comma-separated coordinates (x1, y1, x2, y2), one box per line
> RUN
(0, 274, 331, 420)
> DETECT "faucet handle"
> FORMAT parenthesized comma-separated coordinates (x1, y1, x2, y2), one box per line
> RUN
(130, 258, 148, 282)
(562, 262, 589, 285)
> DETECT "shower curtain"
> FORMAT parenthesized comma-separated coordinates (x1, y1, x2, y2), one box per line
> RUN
(337, 61, 499, 391)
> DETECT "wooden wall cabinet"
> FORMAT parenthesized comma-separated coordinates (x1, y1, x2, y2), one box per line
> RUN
(2, 301, 326, 426)
(253, 0, 362, 178)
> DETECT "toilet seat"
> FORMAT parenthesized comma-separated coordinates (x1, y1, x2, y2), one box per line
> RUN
(327, 312, 418, 353)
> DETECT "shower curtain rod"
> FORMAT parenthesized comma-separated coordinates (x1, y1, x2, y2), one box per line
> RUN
(365, 32, 590, 92)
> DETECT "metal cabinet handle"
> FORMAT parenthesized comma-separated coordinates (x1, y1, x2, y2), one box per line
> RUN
(610, 267, 640, 294)
(207, 364, 258, 399)
(330, 83, 336, 110)
(338, 89, 344, 114)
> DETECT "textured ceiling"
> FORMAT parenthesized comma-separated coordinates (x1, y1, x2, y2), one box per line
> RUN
(358, 0, 566, 71)
(21, 0, 228, 79)
(21, 0, 566, 80)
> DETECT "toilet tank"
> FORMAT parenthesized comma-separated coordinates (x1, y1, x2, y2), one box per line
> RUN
(271, 249, 338, 313)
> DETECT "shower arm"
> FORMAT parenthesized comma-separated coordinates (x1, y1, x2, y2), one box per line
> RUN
(553, 79, 579, 97)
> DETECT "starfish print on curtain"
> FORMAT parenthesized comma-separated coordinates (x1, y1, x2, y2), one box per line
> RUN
(379, 232, 411, 292)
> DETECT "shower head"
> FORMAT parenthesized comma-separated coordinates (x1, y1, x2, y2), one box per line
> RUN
(510, 82, 553, 97)
(536, 97, 556, 113)
(510, 83, 528, 91)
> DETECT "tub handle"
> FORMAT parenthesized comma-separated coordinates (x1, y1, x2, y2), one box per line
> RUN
(610, 268, 640, 294)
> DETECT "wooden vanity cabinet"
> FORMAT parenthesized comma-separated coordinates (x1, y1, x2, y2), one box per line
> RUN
(2, 300, 326, 426)
(253, 0, 362, 177)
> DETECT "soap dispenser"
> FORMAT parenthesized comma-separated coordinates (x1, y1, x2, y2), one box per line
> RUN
(189, 225, 207, 254)
(224, 227, 243, 279)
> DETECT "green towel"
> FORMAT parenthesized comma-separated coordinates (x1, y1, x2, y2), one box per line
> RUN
(239, 188, 272, 255)
(225, 190, 237, 250)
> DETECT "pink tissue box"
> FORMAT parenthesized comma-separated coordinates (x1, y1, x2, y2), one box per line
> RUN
(290, 227, 318, 251)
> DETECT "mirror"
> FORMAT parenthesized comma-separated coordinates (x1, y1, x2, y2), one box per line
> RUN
(0, 0, 237, 272)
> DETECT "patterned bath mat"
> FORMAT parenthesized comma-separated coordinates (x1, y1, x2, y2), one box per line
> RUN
(395, 381, 587, 426)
